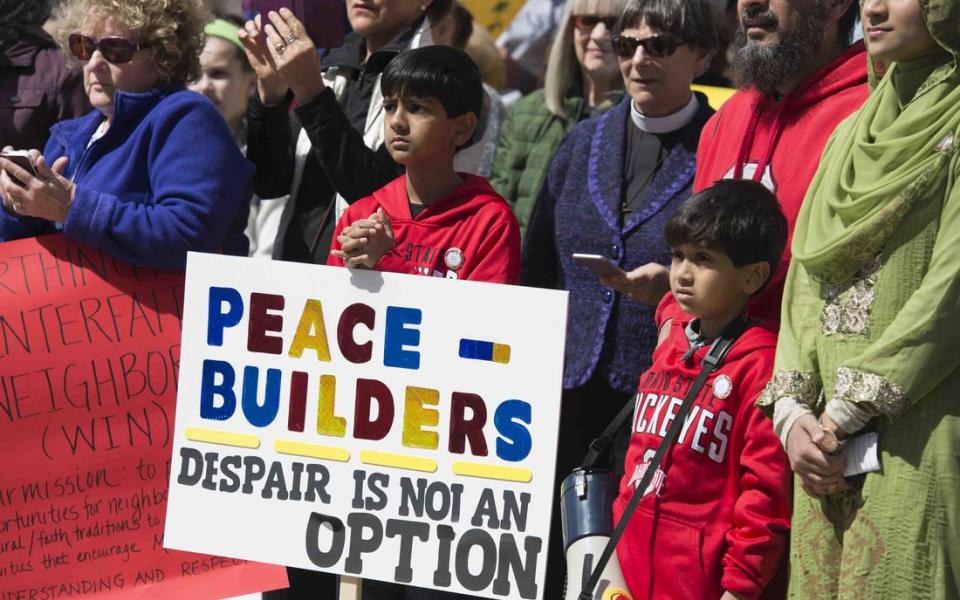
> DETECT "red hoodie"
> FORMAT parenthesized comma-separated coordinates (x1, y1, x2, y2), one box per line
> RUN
(688, 42, 868, 322)
(328, 174, 521, 284)
(614, 299, 791, 600)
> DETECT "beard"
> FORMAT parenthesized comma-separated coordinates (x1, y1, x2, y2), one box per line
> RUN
(728, 3, 830, 94)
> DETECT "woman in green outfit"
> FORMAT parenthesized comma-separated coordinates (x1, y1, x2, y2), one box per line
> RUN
(757, 0, 960, 595)
(489, 0, 625, 236)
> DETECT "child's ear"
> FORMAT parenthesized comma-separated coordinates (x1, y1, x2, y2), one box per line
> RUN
(452, 112, 478, 148)
(741, 261, 771, 296)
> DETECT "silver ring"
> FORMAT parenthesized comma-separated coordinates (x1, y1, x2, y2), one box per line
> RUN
(13, 202, 22, 212)
(285, 34, 297, 44)
(275, 43, 286, 54)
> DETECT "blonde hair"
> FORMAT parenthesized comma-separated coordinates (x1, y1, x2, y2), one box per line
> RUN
(543, 0, 628, 118)
(57, 0, 208, 86)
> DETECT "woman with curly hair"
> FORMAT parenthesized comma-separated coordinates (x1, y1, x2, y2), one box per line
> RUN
(0, 0, 252, 270)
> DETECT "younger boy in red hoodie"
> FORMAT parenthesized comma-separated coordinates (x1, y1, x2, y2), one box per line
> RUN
(329, 46, 520, 284)
(614, 180, 791, 600)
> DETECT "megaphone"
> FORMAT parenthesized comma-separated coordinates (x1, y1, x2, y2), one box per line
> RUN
(560, 468, 633, 600)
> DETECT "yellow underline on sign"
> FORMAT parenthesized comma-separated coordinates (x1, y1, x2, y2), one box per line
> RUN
(452, 461, 533, 483)
(275, 440, 351, 462)
(185, 427, 260, 449)
(359, 450, 438, 473)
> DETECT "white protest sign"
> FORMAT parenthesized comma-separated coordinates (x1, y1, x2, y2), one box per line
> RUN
(164, 253, 568, 599)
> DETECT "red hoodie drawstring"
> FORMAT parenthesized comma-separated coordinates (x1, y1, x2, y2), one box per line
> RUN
(733, 97, 765, 179)
(752, 101, 788, 183)
(733, 96, 788, 185)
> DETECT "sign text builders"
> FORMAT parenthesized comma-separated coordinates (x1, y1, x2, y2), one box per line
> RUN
(163, 253, 568, 599)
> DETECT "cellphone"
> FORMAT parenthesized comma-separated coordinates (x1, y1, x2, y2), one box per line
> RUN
(572, 253, 626, 278)
(0, 150, 38, 186)
(244, 0, 346, 49)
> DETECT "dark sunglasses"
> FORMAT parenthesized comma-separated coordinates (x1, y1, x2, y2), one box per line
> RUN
(611, 33, 685, 58)
(68, 33, 146, 64)
(572, 15, 618, 32)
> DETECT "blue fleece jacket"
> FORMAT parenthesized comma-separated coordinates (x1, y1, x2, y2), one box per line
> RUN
(0, 87, 253, 269)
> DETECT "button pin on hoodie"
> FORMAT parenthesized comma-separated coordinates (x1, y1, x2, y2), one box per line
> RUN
(713, 375, 733, 400)
(444, 248, 464, 279)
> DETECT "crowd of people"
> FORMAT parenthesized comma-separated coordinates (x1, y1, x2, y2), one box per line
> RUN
(0, 0, 957, 598)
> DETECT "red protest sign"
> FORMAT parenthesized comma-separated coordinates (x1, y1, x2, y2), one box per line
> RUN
(0, 234, 287, 598)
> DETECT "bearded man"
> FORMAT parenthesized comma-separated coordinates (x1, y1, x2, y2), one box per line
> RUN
(602, 0, 867, 324)
(691, 0, 867, 321)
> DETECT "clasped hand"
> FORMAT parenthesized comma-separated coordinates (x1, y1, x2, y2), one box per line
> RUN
(331, 208, 395, 269)
(0, 147, 75, 222)
(785, 413, 849, 498)
(238, 8, 325, 105)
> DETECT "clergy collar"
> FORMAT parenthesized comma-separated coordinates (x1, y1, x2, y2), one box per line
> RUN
(630, 93, 699, 134)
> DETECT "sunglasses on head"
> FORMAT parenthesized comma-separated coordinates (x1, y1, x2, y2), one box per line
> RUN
(68, 33, 146, 65)
(611, 33, 685, 58)
(572, 14, 618, 32)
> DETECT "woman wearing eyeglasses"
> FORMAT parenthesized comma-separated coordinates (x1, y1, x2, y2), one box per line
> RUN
(0, 0, 253, 270)
(489, 0, 627, 238)
(520, 0, 717, 596)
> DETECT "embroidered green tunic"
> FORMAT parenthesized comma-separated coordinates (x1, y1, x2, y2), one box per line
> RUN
(757, 1, 960, 595)
(764, 142, 960, 600)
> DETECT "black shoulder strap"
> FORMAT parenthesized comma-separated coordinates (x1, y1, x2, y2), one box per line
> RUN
(581, 395, 637, 469)
(577, 316, 749, 600)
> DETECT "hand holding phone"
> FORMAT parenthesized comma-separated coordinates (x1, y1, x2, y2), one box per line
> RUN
(0, 150, 75, 221)
(0, 149, 38, 186)
(572, 253, 626, 278)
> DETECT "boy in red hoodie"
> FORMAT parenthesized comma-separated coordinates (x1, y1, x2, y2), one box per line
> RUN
(328, 45, 518, 600)
(614, 180, 791, 600)
(329, 46, 520, 284)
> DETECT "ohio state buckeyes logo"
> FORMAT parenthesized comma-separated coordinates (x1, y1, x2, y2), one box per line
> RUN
(722, 162, 777, 193)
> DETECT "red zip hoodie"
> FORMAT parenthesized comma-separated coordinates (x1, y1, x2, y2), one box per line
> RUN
(690, 42, 868, 322)
(614, 301, 791, 600)
(328, 173, 521, 284)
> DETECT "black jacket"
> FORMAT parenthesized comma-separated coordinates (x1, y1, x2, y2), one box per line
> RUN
(246, 22, 422, 264)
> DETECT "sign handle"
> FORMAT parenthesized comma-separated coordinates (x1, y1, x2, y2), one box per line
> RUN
(339, 576, 362, 600)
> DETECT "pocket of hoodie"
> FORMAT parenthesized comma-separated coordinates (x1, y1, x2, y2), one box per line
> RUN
(619, 505, 715, 600)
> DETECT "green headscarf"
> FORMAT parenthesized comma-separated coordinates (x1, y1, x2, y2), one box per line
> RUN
(791, 0, 960, 284)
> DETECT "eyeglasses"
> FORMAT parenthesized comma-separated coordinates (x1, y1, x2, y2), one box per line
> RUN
(611, 33, 685, 58)
(572, 15, 618, 32)
(68, 33, 146, 65)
